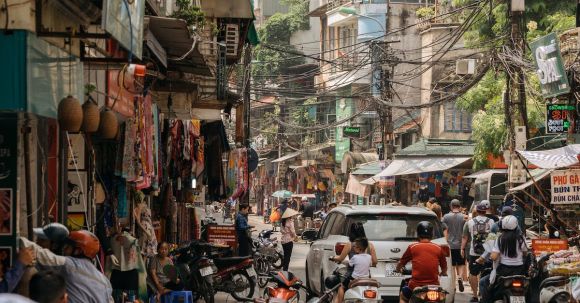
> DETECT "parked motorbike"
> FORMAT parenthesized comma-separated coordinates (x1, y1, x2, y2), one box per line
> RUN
(211, 255, 257, 300)
(253, 230, 283, 287)
(539, 276, 571, 303)
(172, 241, 221, 303)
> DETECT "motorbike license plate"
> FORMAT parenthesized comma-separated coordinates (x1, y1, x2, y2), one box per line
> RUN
(247, 266, 257, 277)
(385, 263, 402, 277)
(510, 296, 525, 303)
(199, 267, 214, 277)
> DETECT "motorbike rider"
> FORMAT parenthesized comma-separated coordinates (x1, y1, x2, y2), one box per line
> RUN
(486, 215, 528, 300)
(19, 229, 114, 303)
(396, 221, 448, 303)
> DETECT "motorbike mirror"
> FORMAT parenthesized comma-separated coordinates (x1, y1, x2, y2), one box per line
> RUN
(301, 229, 318, 241)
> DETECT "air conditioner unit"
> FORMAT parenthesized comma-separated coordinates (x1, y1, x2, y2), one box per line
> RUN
(455, 59, 477, 75)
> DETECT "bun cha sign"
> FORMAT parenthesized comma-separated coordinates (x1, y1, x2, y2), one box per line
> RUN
(530, 32, 570, 98)
(551, 170, 580, 204)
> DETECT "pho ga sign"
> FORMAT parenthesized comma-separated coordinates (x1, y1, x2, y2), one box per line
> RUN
(550, 169, 580, 204)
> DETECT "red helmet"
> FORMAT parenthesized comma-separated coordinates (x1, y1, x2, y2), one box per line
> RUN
(68, 230, 100, 259)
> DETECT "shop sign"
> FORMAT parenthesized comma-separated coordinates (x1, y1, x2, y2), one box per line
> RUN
(530, 33, 570, 98)
(343, 126, 361, 138)
(335, 98, 353, 163)
(207, 225, 238, 249)
(357, 196, 364, 205)
(531, 239, 568, 255)
(550, 169, 580, 204)
(546, 104, 576, 134)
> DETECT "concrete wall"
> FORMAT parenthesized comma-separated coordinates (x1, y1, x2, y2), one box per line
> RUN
(290, 17, 322, 60)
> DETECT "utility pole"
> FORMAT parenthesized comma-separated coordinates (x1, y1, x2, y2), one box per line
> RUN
(243, 45, 252, 205)
(507, 0, 527, 189)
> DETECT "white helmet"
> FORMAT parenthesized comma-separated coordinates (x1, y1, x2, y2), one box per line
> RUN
(501, 215, 518, 231)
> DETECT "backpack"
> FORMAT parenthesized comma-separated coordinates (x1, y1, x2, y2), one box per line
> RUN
(472, 217, 490, 255)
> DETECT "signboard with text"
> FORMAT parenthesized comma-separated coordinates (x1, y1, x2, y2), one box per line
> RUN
(550, 169, 580, 204)
(335, 97, 353, 163)
(207, 225, 238, 250)
(530, 33, 570, 98)
(546, 104, 576, 134)
(531, 239, 569, 255)
(343, 126, 361, 138)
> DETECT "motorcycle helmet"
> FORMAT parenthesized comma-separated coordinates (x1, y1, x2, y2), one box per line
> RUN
(417, 221, 433, 239)
(33, 223, 69, 243)
(67, 230, 100, 259)
(324, 274, 341, 290)
(501, 215, 518, 231)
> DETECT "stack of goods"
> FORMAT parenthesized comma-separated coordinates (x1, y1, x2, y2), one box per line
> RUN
(547, 247, 580, 276)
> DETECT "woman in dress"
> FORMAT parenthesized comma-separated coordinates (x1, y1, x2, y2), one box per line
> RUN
(280, 208, 298, 271)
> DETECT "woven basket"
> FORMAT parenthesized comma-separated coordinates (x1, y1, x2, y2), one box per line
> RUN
(81, 100, 100, 132)
(57, 96, 83, 132)
(99, 110, 118, 139)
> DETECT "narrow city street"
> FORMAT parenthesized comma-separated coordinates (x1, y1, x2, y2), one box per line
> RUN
(213, 215, 474, 303)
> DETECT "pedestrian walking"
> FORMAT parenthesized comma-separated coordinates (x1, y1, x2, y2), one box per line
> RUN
(461, 201, 494, 302)
(29, 270, 67, 303)
(236, 204, 252, 257)
(442, 199, 467, 293)
(280, 208, 299, 271)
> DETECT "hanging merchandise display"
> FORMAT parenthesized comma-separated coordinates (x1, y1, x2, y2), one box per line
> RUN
(99, 109, 118, 139)
(81, 99, 100, 132)
(58, 96, 83, 132)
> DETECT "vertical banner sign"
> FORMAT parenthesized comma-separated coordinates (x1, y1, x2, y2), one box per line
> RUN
(0, 115, 18, 251)
(546, 104, 576, 134)
(550, 169, 580, 204)
(335, 98, 353, 163)
(530, 33, 570, 98)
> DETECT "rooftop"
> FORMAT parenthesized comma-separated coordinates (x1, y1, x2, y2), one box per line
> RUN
(396, 139, 475, 157)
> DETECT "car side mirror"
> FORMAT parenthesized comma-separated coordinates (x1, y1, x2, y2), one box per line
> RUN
(301, 229, 318, 241)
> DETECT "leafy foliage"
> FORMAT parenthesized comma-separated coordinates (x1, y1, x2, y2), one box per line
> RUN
(172, 0, 206, 30)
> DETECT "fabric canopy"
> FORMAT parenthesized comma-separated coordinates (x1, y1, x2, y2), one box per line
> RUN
(345, 175, 370, 197)
(373, 157, 471, 178)
(517, 145, 580, 169)
(464, 169, 507, 179)
(508, 169, 553, 192)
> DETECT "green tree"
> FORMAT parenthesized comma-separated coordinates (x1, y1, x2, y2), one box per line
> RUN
(450, 0, 576, 169)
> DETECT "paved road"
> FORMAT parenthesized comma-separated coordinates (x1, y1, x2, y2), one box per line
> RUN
(214, 215, 475, 303)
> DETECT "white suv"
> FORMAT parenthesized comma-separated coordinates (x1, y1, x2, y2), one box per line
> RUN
(304, 205, 455, 302)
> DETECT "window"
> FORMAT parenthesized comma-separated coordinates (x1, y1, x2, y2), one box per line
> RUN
(346, 214, 444, 241)
(319, 213, 336, 239)
(328, 27, 335, 60)
(329, 214, 347, 236)
(444, 102, 472, 132)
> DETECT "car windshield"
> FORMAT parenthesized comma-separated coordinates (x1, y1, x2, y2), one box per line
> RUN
(347, 214, 444, 241)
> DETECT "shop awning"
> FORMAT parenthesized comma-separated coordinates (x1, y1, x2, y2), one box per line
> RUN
(341, 152, 379, 174)
(360, 177, 378, 185)
(351, 161, 384, 175)
(373, 157, 471, 178)
(517, 144, 580, 169)
(509, 169, 553, 192)
(291, 194, 316, 199)
(464, 169, 507, 179)
(271, 151, 301, 163)
(345, 175, 370, 197)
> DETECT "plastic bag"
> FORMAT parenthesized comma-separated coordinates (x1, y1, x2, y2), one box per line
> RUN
(270, 210, 281, 223)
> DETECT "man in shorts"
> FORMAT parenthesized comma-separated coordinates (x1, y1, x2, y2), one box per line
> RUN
(462, 201, 494, 302)
(442, 199, 467, 292)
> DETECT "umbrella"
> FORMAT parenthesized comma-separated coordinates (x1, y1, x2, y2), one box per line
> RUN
(272, 190, 293, 199)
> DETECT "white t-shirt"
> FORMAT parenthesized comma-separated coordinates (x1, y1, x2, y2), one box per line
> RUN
(492, 237, 527, 266)
(349, 253, 372, 279)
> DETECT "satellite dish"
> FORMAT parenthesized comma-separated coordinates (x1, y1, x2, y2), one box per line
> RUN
(248, 148, 259, 173)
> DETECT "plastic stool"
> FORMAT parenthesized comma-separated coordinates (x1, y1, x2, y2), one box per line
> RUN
(164, 291, 193, 303)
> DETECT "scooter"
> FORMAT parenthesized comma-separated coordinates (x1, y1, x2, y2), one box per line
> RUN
(408, 285, 448, 303)
(262, 271, 302, 303)
(539, 276, 571, 303)
(319, 264, 381, 303)
(211, 255, 258, 300)
(490, 275, 530, 303)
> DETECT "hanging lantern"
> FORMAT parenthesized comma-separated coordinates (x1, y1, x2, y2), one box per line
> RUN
(57, 96, 83, 132)
(99, 109, 118, 139)
(81, 100, 100, 132)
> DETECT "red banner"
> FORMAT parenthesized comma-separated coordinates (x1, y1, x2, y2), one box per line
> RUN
(531, 239, 569, 255)
(207, 225, 238, 250)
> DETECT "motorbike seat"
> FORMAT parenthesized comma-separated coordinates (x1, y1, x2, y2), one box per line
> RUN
(540, 276, 569, 289)
(349, 278, 379, 289)
(213, 256, 251, 268)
